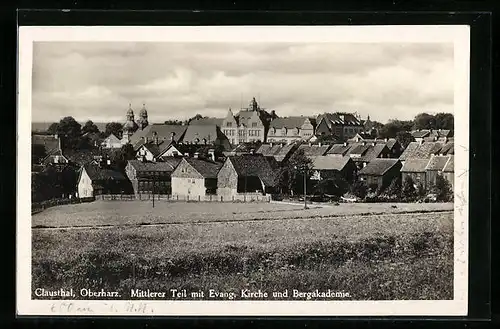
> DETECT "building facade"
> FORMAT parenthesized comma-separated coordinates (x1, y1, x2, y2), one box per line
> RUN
(315, 112, 365, 141)
(267, 117, 315, 144)
(171, 157, 221, 198)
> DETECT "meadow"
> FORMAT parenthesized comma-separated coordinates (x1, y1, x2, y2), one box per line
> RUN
(31, 201, 454, 301)
(32, 200, 453, 228)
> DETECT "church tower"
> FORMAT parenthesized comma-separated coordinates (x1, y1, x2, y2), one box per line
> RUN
(137, 103, 149, 130)
(122, 103, 139, 144)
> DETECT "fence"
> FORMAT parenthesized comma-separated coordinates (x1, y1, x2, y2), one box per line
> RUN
(95, 193, 272, 203)
(32, 197, 95, 214)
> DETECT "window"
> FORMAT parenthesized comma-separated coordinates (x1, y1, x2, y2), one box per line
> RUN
(252, 122, 257, 128)
(227, 122, 232, 127)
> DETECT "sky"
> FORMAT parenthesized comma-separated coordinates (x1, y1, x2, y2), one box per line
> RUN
(31, 42, 454, 124)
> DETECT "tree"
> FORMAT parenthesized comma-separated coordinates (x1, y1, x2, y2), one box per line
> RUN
(47, 122, 59, 135)
(434, 113, 454, 130)
(56, 116, 82, 150)
(164, 120, 183, 125)
(185, 114, 207, 125)
(401, 176, 417, 201)
(395, 131, 414, 149)
(433, 175, 453, 202)
(105, 122, 123, 138)
(112, 143, 136, 172)
(313, 176, 348, 197)
(32, 144, 47, 164)
(385, 176, 402, 197)
(378, 119, 413, 138)
(416, 182, 426, 199)
(82, 120, 100, 135)
(283, 149, 312, 195)
(350, 180, 368, 199)
(413, 113, 435, 130)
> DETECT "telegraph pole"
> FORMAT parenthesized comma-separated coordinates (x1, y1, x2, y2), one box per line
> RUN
(303, 166, 308, 209)
(152, 175, 155, 208)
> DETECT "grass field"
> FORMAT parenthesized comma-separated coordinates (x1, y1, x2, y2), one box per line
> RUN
(32, 201, 453, 301)
(32, 200, 453, 228)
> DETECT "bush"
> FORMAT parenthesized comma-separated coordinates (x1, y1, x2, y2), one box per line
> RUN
(433, 175, 453, 202)
(401, 176, 417, 202)
(350, 180, 368, 199)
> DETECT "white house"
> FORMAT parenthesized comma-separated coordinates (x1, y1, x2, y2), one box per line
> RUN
(101, 133, 123, 149)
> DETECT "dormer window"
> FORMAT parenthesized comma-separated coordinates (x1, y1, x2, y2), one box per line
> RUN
(252, 122, 257, 128)
(227, 122, 232, 127)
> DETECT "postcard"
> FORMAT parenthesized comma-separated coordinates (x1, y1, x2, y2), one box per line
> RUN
(17, 25, 469, 316)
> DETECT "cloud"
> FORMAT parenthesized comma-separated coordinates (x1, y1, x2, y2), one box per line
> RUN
(31, 41, 454, 123)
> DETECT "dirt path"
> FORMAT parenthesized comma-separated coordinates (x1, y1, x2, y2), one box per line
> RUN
(32, 209, 453, 231)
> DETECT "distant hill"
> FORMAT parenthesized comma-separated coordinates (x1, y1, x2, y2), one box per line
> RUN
(32, 122, 108, 133)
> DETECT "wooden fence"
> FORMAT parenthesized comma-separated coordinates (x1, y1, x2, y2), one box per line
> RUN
(95, 193, 272, 203)
(32, 197, 95, 214)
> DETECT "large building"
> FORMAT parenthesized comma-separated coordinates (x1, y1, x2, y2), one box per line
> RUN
(220, 98, 268, 145)
(315, 112, 365, 141)
(121, 103, 149, 144)
(267, 116, 316, 144)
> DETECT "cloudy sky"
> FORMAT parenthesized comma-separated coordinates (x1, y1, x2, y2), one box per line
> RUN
(32, 42, 454, 124)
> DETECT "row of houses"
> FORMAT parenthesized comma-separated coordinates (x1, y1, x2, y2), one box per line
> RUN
(74, 133, 455, 201)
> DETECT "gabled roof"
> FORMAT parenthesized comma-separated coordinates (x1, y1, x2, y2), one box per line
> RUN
(425, 155, 451, 171)
(317, 112, 363, 127)
(256, 144, 273, 155)
(82, 163, 126, 182)
(411, 130, 431, 138)
(297, 144, 332, 157)
(311, 155, 352, 171)
(182, 157, 222, 178)
(130, 124, 187, 148)
(104, 133, 121, 142)
(443, 155, 454, 172)
(360, 144, 389, 162)
(327, 144, 352, 156)
(399, 141, 442, 160)
(235, 110, 264, 127)
(32, 134, 60, 152)
(358, 159, 401, 176)
(401, 158, 430, 173)
(385, 138, 398, 150)
(227, 154, 280, 186)
(269, 116, 311, 129)
(182, 124, 225, 144)
(273, 144, 297, 162)
(439, 142, 454, 155)
(127, 158, 182, 173)
(189, 117, 224, 127)
(347, 143, 371, 156)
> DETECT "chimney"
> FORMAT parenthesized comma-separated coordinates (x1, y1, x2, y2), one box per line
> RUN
(194, 152, 199, 159)
(250, 148, 255, 154)
(343, 142, 347, 146)
(362, 141, 366, 146)
(318, 142, 322, 147)
(208, 149, 215, 161)
(372, 142, 376, 146)
(444, 137, 448, 143)
(184, 152, 189, 157)
(308, 142, 312, 146)
(171, 132, 175, 141)
(419, 139, 424, 145)
(270, 142, 273, 147)
(385, 137, 388, 142)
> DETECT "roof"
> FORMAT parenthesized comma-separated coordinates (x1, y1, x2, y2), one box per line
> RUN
(32, 134, 60, 152)
(182, 124, 224, 144)
(183, 157, 222, 178)
(311, 155, 351, 171)
(439, 142, 454, 155)
(273, 144, 297, 162)
(127, 158, 182, 173)
(385, 138, 398, 150)
(360, 144, 389, 162)
(347, 144, 371, 156)
(297, 144, 332, 157)
(401, 158, 430, 173)
(327, 144, 352, 156)
(189, 117, 224, 127)
(425, 155, 451, 171)
(399, 141, 442, 160)
(83, 163, 126, 182)
(235, 110, 264, 127)
(443, 155, 454, 172)
(227, 154, 280, 186)
(358, 159, 401, 176)
(65, 149, 119, 166)
(317, 112, 363, 127)
(270, 117, 311, 129)
(411, 130, 431, 138)
(256, 144, 273, 155)
(130, 124, 187, 148)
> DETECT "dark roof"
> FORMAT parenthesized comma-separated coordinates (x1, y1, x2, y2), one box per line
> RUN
(312, 155, 352, 171)
(297, 144, 332, 157)
(358, 159, 401, 176)
(327, 144, 352, 156)
(401, 158, 430, 173)
(443, 155, 454, 172)
(385, 138, 398, 150)
(227, 154, 280, 186)
(83, 163, 126, 182)
(360, 144, 389, 162)
(182, 124, 226, 144)
(127, 158, 182, 173)
(439, 142, 454, 155)
(189, 117, 224, 127)
(317, 112, 363, 127)
(425, 155, 450, 171)
(256, 144, 272, 155)
(65, 149, 119, 166)
(273, 144, 297, 162)
(32, 134, 60, 152)
(235, 110, 264, 127)
(347, 143, 371, 156)
(399, 141, 442, 160)
(270, 117, 311, 129)
(183, 157, 222, 178)
(411, 130, 431, 138)
(130, 124, 187, 148)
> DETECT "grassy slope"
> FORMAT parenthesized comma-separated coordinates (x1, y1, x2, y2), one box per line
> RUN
(32, 200, 454, 227)
(32, 211, 453, 300)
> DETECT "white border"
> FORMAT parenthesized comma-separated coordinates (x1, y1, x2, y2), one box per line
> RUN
(17, 25, 470, 316)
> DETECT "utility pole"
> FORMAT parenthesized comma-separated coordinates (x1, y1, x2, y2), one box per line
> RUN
(303, 166, 308, 209)
(152, 174, 155, 208)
